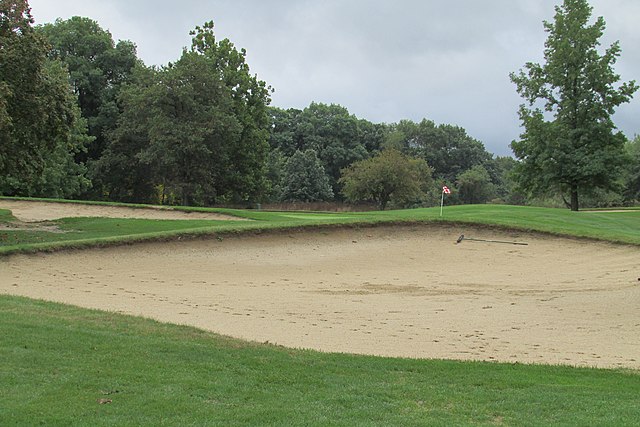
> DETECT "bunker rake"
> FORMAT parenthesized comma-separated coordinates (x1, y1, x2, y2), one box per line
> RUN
(456, 234, 528, 246)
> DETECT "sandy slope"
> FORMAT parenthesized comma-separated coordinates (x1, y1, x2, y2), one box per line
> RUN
(2, 224, 639, 369)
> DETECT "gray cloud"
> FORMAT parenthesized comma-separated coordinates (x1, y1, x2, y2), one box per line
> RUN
(29, 0, 639, 155)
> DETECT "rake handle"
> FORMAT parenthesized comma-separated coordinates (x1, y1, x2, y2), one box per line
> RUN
(457, 235, 528, 246)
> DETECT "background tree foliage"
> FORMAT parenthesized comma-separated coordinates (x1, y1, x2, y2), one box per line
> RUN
(0, 0, 90, 197)
(455, 165, 496, 205)
(484, 156, 525, 205)
(280, 149, 333, 202)
(0, 5, 525, 208)
(91, 66, 159, 203)
(36, 16, 140, 200)
(1, 61, 92, 197)
(268, 103, 384, 198)
(622, 136, 640, 204)
(340, 149, 433, 210)
(389, 119, 492, 182)
(96, 21, 271, 206)
(12, 5, 635, 209)
(510, 0, 637, 211)
(37, 17, 139, 164)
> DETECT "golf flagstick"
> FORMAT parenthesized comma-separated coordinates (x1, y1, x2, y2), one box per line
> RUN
(440, 186, 450, 216)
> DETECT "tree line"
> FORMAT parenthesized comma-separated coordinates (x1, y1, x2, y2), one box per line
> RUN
(1, 0, 638, 210)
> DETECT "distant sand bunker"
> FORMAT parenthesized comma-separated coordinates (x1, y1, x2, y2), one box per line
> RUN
(2, 225, 639, 369)
(0, 200, 245, 222)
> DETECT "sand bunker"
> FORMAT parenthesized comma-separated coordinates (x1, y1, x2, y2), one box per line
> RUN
(2, 225, 639, 369)
(0, 200, 245, 222)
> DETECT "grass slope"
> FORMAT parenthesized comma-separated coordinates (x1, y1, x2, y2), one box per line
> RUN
(1, 199, 640, 255)
(1, 296, 638, 426)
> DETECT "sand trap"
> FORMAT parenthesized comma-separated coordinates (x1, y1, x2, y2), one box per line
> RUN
(0, 200, 246, 222)
(2, 225, 639, 369)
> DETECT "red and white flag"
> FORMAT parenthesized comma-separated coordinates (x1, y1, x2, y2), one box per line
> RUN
(442, 186, 451, 194)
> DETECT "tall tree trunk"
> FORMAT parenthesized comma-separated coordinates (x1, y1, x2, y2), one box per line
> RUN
(570, 185, 579, 211)
(181, 186, 190, 207)
(378, 193, 389, 211)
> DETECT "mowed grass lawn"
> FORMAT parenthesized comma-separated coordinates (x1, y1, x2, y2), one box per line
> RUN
(1, 198, 640, 425)
(1, 296, 639, 426)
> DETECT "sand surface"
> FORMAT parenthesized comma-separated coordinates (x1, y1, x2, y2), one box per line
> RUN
(0, 200, 244, 222)
(2, 225, 639, 369)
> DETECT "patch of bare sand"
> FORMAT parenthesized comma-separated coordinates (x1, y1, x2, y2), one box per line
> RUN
(0, 200, 246, 222)
(2, 225, 639, 369)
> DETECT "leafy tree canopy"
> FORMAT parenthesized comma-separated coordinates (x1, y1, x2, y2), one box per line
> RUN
(389, 119, 492, 181)
(268, 103, 384, 196)
(280, 149, 333, 202)
(0, 0, 90, 196)
(37, 16, 140, 164)
(97, 21, 271, 206)
(455, 165, 495, 205)
(340, 149, 433, 210)
(510, 0, 637, 211)
(484, 156, 525, 205)
(622, 136, 640, 203)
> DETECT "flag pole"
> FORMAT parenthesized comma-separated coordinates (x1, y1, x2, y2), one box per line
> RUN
(440, 186, 450, 216)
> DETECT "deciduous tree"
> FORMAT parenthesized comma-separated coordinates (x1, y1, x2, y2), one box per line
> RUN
(37, 17, 139, 164)
(510, 0, 637, 211)
(623, 136, 640, 204)
(390, 119, 491, 182)
(268, 104, 374, 197)
(340, 149, 432, 210)
(98, 21, 272, 206)
(455, 165, 495, 205)
(92, 66, 160, 203)
(0, 1, 89, 196)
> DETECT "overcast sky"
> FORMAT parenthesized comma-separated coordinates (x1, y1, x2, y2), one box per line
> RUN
(28, 0, 639, 156)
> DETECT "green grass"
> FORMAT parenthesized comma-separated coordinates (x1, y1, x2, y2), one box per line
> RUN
(0, 216, 246, 246)
(1, 295, 638, 426)
(0, 208, 14, 222)
(2, 199, 640, 255)
(2, 198, 640, 424)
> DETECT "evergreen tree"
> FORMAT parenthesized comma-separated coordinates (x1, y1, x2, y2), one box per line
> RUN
(280, 149, 333, 202)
